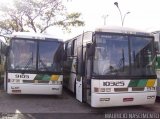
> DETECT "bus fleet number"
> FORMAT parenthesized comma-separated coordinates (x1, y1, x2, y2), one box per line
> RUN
(15, 74, 29, 79)
(103, 81, 125, 86)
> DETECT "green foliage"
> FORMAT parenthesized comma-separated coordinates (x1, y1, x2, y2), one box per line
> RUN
(56, 12, 85, 32)
(0, 0, 84, 34)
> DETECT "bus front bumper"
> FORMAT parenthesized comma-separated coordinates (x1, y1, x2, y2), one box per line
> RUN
(7, 83, 62, 95)
(91, 92, 156, 107)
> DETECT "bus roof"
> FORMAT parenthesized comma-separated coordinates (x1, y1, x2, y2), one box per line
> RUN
(95, 26, 153, 36)
(8, 32, 63, 41)
(152, 31, 160, 34)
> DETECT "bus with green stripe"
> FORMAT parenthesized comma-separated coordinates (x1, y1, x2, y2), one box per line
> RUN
(4, 32, 63, 95)
(64, 26, 157, 107)
(152, 31, 160, 98)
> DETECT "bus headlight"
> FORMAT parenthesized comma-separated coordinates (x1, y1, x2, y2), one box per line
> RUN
(9, 79, 21, 83)
(147, 87, 156, 91)
(50, 81, 62, 85)
(94, 87, 99, 92)
(100, 88, 105, 92)
(106, 88, 111, 92)
(94, 87, 111, 92)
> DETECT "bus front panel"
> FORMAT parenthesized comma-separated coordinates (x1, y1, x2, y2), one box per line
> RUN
(7, 73, 63, 95)
(90, 79, 156, 107)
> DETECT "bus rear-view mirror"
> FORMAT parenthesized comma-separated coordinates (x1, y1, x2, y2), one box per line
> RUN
(86, 43, 94, 57)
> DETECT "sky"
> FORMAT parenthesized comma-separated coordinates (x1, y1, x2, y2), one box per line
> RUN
(1, 0, 160, 40)
(59, 0, 160, 40)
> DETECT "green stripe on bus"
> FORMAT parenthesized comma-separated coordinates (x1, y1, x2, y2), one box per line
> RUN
(128, 80, 139, 87)
(42, 75, 51, 80)
(34, 74, 51, 80)
(128, 80, 148, 87)
(34, 74, 44, 80)
(137, 79, 147, 87)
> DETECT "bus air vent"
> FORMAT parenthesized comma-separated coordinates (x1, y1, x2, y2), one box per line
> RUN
(114, 88, 128, 92)
(132, 87, 144, 91)
(23, 80, 49, 83)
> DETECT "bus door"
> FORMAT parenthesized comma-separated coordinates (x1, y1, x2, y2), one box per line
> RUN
(76, 75, 82, 102)
(76, 44, 83, 102)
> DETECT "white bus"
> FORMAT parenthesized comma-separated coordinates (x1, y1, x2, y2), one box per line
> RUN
(4, 32, 63, 95)
(152, 31, 160, 98)
(64, 26, 157, 107)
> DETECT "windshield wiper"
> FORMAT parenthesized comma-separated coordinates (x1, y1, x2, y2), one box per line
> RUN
(118, 49, 125, 71)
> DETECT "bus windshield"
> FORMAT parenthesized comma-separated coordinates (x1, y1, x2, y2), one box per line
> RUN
(8, 39, 63, 72)
(38, 40, 63, 72)
(8, 39, 37, 70)
(93, 33, 155, 77)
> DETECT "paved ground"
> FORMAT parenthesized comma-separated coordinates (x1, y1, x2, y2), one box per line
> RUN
(0, 89, 160, 119)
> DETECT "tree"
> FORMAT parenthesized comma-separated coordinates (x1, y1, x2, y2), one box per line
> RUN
(0, 0, 84, 34)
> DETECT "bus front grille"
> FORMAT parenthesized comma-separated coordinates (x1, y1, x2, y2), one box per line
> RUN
(114, 88, 128, 92)
(132, 87, 144, 91)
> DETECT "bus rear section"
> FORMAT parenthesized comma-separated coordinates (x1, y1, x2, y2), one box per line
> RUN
(5, 32, 63, 95)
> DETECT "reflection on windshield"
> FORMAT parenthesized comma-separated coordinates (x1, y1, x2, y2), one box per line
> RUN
(38, 41, 63, 72)
(8, 39, 63, 72)
(9, 39, 37, 70)
(130, 36, 155, 76)
(93, 34, 155, 77)
(93, 35, 129, 75)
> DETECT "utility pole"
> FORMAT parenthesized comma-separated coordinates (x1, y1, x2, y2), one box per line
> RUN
(102, 14, 109, 25)
(114, 2, 130, 26)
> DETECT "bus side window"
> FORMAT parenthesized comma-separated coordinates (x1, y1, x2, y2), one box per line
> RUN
(86, 59, 91, 79)
(86, 43, 93, 79)
(63, 43, 68, 61)
(77, 36, 83, 76)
